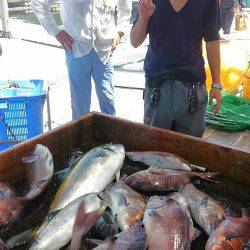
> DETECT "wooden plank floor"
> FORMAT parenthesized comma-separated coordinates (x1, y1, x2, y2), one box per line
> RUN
(203, 127, 250, 153)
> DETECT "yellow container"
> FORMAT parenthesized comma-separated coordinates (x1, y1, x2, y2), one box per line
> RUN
(243, 62, 250, 99)
(204, 42, 247, 91)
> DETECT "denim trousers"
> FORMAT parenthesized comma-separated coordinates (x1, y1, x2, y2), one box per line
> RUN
(66, 49, 115, 120)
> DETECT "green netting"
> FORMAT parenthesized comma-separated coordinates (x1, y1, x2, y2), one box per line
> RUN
(206, 91, 250, 131)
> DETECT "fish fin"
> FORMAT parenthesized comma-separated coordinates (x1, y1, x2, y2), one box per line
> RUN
(6, 229, 35, 248)
(193, 228, 202, 240)
(54, 167, 71, 179)
(70, 202, 100, 250)
(147, 167, 163, 175)
(22, 144, 54, 201)
(225, 232, 241, 241)
(196, 172, 219, 183)
(190, 164, 206, 172)
(116, 171, 120, 182)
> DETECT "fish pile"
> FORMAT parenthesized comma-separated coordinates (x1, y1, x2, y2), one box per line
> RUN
(0, 145, 249, 250)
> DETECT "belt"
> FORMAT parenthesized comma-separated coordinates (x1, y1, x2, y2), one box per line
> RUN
(146, 78, 204, 88)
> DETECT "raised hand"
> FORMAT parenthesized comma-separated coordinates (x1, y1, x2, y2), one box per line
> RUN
(139, 0, 156, 20)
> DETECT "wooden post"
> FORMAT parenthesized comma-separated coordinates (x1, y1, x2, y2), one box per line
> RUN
(0, 0, 11, 38)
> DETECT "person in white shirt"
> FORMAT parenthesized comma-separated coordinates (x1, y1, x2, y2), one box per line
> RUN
(32, 0, 132, 119)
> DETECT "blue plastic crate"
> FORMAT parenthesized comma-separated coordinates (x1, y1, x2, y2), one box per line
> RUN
(0, 80, 46, 151)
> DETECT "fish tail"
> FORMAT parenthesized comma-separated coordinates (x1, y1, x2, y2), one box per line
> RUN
(70, 202, 100, 250)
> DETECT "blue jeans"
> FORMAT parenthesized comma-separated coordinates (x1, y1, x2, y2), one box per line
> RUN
(66, 49, 115, 120)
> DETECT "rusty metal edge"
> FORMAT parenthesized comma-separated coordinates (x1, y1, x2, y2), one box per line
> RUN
(0, 113, 95, 182)
(91, 112, 250, 186)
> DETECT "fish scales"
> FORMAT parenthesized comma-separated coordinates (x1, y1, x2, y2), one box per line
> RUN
(143, 195, 195, 250)
(105, 181, 146, 231)
(180, 184, 225, 236)
(206, 211, 250, 250)
(50, 144, 125, 212)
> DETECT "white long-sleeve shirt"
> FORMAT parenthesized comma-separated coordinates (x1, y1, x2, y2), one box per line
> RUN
(32, 0, 132, 63)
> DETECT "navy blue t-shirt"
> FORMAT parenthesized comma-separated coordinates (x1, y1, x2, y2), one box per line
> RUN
(136, 0, 221, 82)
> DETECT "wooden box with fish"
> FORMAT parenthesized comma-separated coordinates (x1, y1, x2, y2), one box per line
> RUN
(0, 112, 249, 250)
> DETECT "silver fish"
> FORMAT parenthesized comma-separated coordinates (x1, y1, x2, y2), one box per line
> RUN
(50, 144, 125, 212)
(30, 193, 106, 250)
(126, 151, 192, 171)
(180, 184, 225, 235)
(104, 181, 146, 231)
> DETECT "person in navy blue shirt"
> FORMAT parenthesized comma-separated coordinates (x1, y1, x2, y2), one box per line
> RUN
(131, 0, 222, 138)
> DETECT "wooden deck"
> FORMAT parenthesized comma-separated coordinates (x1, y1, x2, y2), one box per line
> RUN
(203, 127, 250, 153)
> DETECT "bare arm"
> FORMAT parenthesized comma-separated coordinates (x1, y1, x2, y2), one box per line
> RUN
(206, 40, 222, 113)
(130, 0, 155, 48)
(206, 40, 221, 83)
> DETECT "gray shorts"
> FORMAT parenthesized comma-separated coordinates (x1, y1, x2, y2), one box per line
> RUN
(143, 79, 208, 138)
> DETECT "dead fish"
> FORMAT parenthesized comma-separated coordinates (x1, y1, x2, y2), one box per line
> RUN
(70, 202, 100, 250)
(21, 144, 54, 201)
(125, 167, 217, 192)
(93, 211, 119, 239)
(126, 151, 192, 171)
(92, 222, 147, 250)
(0, 183, 21, 228)
(0, 145, 54, 229)
(29, 193, 106, 250)
(50, 143, 125, 212)
(180, 184, 225, 235)
(104, 180, 146, 231)
(206, 210, 250, 250)
(143, 195, 196, 250)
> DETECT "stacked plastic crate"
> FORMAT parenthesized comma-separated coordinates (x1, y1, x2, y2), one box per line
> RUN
(0, 80, 46, 151)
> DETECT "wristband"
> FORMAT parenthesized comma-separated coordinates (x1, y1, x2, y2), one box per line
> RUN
(211, 83, 223, 90)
